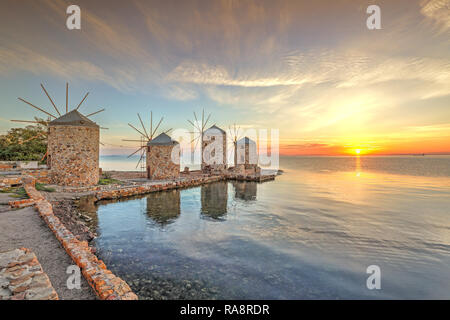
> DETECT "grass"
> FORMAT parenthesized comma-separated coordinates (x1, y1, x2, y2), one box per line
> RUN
(35, 183, 56, 192)
(0, 186, 29, 198)
(98, 178, 123, 185)
(0, 188, 13, 193)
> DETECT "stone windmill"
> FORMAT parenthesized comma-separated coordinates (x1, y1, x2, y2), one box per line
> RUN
(203, 124, 227, 173)
(14, 83, 106, 186)
(123, 112, 176, 179)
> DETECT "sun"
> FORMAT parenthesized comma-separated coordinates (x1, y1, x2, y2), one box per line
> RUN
(355, 149, 361, 155)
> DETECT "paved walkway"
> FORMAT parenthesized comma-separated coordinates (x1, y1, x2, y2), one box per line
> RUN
(0, 193, 95, 300)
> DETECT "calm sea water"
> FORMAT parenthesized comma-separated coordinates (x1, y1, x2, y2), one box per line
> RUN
(94, 156, 450, 299)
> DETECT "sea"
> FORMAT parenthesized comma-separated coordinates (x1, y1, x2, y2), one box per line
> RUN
(93, 155, 450, 299)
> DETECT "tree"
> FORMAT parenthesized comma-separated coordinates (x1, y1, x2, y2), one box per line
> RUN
(0, 119, 48, 162)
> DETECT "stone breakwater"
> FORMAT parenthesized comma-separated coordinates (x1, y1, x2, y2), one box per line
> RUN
(225, 173, 276, 182)
(23, 182, 138, 300)
(0, 248, 58, 300)
(95, 175, 225, 201)
(8, 198, 36, 209)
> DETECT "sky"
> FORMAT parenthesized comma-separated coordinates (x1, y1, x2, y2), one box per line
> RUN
(0, 0, 449, 156)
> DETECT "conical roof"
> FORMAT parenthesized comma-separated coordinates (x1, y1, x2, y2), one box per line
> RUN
(48, 110, 99, 128)
(237, 136, 256, 145)
(204, 124, 226, 134)
(148, 132, 179, 146)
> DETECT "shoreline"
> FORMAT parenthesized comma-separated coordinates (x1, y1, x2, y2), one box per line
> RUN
(2, 170, 277, 300)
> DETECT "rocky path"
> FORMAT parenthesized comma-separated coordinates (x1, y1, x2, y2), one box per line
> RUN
(0, 193, 96, 300)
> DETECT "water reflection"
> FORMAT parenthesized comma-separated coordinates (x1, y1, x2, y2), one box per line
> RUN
(76, 194, 99, 229)
(93, 156, 450, 299)
(200, 181, 228, 220)
(146, 190, 181, 226)
(355, 155, 361, 177)
(232, 181, 257, 201)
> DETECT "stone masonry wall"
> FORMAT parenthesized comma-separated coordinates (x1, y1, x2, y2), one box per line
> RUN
(146, 144, 180, 180)
(47, 125, 99, 187)
(202, 131, 227, 172)
(0, 170, 49, 190)
(23, 181, 137, 300)
(0, 176, 22, 189)
(22, 169, 50, 184)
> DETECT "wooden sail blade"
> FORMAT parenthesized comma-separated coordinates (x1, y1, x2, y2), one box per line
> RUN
(201, 109, 204, 131)
(137, 113, 149, 139)
(152, 117, 164, 137)
(193, 111, 201, 131)
(194, 134, 201, 150)
(164, 128, 173, 134)
(66, 82, 68, 113)
(128, 123, 147, 138)
(227, 127, 234, 142)
(187, 119, 201, 132)
(193, 111, 199, 124)
(150, 111, 153, 140)
(203, 113, 211, 131)
(40, 84, 61, 116)
(18, 132, 45, 145)
(190, 134, 201, 144)
(11, 120, 48, 124)
(18, 98, 57, 119)
(40, 151, 48, 162)
(128, 146, 145, 158)
(135, 151, 145, 168)
(122, 139, 144, 142)
(85, 108, 105, 117)
(76, 92, 89, 111)
(100, 127, 109, 130)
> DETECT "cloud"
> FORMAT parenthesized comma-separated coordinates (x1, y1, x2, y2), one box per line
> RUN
(166, 61, 310, 87)
(406, 123, 450, 133)
(164, 85, 198, 101)
(0, 44, 139, 92)
(420, 0, 450, 33)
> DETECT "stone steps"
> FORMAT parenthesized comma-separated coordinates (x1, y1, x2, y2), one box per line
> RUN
(0, 248, 58, 300)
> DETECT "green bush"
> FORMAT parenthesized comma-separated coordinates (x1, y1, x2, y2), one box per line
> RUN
(35, 183, 55, 192)
(98, 178, 123, 185)
(0, 119, 48, 162)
